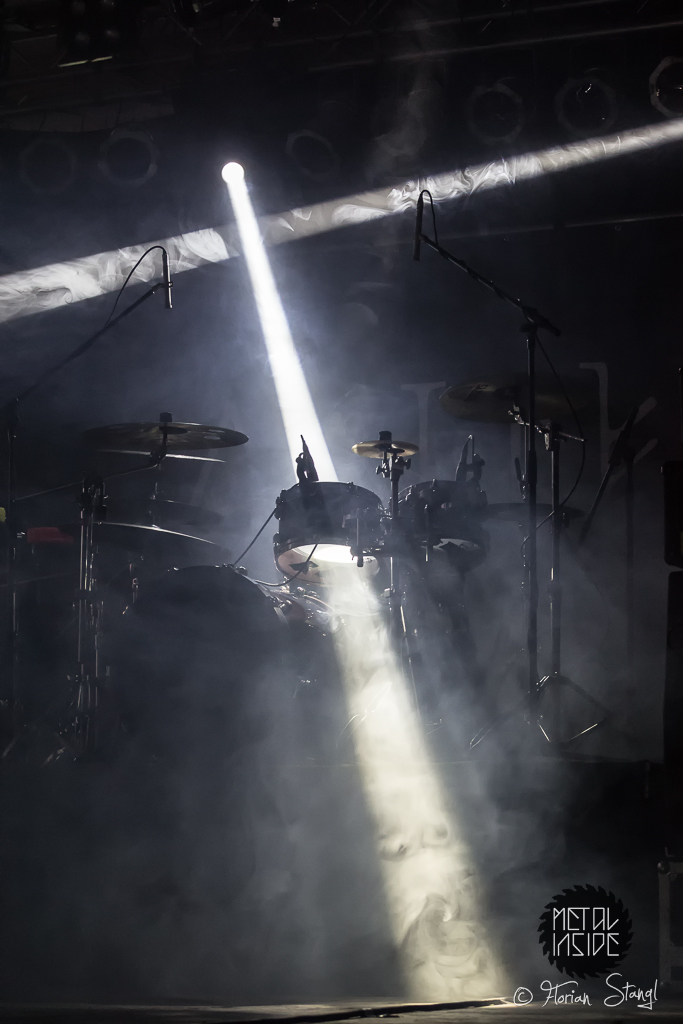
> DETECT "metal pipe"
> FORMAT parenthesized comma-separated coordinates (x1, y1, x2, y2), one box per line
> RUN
(310, 18, 683, 71)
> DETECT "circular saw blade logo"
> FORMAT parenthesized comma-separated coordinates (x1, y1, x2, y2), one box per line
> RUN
(539, 885, 632, 978)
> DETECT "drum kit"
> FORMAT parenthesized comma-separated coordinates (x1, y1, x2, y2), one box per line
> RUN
(0, 371, 610, 763)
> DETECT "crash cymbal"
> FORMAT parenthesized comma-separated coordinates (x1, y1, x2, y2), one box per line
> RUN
(104, 498, 224, 531)
(352, 439, 419, 458)
(439, 376, 588, 425)
(84, 422, 248, 452)
(482, 502, 583, 524)
(98, 449, 228, 463)
(57, 521, 223, 555)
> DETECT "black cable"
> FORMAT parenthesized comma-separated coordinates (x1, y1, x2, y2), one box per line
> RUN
(234, 508, 276, 565)
(102, 245, 166, 331)
(421, 189, 439, 247)
(16, 245, 167, 404)
(284, 543, 320, 584)
(251, 543, 320, 587)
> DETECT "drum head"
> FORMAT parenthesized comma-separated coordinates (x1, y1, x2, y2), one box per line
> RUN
(276, 542, 379, 586)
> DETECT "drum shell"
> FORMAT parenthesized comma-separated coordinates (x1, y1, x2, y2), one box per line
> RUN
(273, 482, 384, 580)
(398, 480, 489, 572)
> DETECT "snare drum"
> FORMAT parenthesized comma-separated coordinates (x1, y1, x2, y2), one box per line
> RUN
(273, 481, 385, 586)
(398, 479, 489, 573)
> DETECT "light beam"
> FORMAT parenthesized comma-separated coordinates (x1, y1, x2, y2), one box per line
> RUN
(227, 161, 504, 998)
(223, 161, 337, 482)
(2, 116, 683, 324)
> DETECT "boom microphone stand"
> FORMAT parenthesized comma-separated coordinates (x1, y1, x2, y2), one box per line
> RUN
(414, 190, 560, 743)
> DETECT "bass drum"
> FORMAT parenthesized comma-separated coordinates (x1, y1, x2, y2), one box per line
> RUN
(273, 481, 384, 586)
(112, 565, 286, 758)
(398, 479, 489, 574)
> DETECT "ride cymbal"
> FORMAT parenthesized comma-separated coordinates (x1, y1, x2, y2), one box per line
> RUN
(84, 422, 248, 452)
(439, 376, 589, 425)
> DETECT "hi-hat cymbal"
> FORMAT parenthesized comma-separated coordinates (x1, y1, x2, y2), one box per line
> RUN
(352, 439, 419, 458)
(84, 422, 248, 452)
(439, 376, 588, 425)
(482, 502, 583, 524)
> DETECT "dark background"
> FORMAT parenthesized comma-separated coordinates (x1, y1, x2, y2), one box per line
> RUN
(0, 0, 680, 1005)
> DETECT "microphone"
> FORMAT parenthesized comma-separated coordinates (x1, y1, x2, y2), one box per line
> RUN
(162, 248, 173, 309)
(296, 435, 319, 484)
(413, 191, 424, 262)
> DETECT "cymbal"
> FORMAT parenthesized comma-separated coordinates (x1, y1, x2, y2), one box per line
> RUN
(482, 502, 583, 524)
(104, 498, 224, 531)
(57, 521, 222, 554)
(439, 376, 588, 425)
(352, 439, 419, 458)
(84, 422, 248, 452)
(98, 449, 228, 463)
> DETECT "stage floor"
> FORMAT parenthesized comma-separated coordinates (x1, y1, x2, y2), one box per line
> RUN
(0, 999, 680, 1024)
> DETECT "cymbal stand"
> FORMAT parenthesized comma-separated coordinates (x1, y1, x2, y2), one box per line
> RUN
(2, 444, 168, 762)
(538, 422, 610, 743)
(579, 406, 639, 686)
(1, 272, 169, 744)
(375, 431, 412, 641)
(470, 419, 609, 749)
(415, 209, 560, 744)
(68, 472, 106, 758)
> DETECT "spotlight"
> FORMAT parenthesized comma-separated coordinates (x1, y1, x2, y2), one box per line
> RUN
(555, 76, 617, 138)
(221, 161, 245, 184)
(98, 130, 158, 187)
(59, 0, 137, 67)
(19, 138, 77, 195)
(650, 57, 683, 118)
(465, 82, 524, 146)
(286, 130, 339, 180)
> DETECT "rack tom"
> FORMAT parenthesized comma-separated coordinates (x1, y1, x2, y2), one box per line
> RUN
(274, 481, 384, 586)
(398, 479, 489, 573)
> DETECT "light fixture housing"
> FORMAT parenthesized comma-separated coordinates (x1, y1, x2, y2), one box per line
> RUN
(98, 130, 158, 187)
(650, 57, 683, 118)
(555, 76, 618, 138)
(466, 82, 524, 146)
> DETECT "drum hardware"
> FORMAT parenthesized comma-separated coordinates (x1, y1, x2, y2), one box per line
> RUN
(2, 410, 245, 760)
(352, 430, 418, 640)
(580, 406, 639, 687)
(471, 420, 608, 751)
(414, 194, 561, 747)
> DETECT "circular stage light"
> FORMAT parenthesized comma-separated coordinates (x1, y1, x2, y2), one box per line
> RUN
(465, 83, 524, 145)
(222, 161, 245, 184)
(98, 129, 158, 187)
(650, 57, 683, 117)
(555, 77, 617, 137)
(286, 129, 339, 180)
(19, 138, 77, 194)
